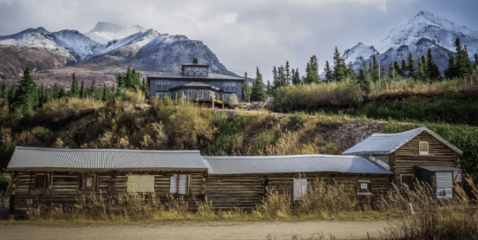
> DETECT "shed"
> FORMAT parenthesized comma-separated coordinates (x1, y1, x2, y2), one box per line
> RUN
(343, 127, 463, 187)
(414, 165, 462, 198)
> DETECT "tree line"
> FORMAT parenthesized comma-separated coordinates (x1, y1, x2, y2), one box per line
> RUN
(0, 67, 150, 120)
(242, 37, 477, 100)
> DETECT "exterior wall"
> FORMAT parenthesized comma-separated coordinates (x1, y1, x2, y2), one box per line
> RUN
(10, 171, 207, 212)
(374, 155, 390, 165)
(150, 79, 243, 103)
(206, 173, 391, 210)
(390, 132, 460, 184)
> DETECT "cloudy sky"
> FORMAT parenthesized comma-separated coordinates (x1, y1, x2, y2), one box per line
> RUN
(0, 0, 477, 80)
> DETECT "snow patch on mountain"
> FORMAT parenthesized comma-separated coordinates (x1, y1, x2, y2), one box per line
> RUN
(48, 30, 105, 61)
(85, 22, 145, 44)
(342, 42, 379, 70)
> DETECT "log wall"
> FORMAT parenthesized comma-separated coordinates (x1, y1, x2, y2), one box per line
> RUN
(10, 171, 207, 212)
(390, 132, 460, 184)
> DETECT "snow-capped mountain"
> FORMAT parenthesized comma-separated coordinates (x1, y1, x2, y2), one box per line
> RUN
(342, 43, 379, 71)
(0, 22, 238, 80)
(343, 11, 478, 74)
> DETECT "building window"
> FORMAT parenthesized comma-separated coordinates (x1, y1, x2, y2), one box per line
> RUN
(400, 174, 414, 187)
(224, 82, 236, 92)
(85, 174, 96, 190)
(34, 174, 49, 190)
(156, 81, 170, 90)
(419, 141, 429, 155)
(293, 178, 307, 200)
(357, 180, 372, 195)
(127, 175, 154, 193)
(170, 174, 189, 195)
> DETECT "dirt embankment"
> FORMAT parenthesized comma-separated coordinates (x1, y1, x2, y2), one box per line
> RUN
(0, 221, 390, 240)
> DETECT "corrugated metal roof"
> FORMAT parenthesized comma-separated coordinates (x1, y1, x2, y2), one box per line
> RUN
(415, 165, 461, 172)
(7, 147, 208, 171)
(343, 127, 463, 156)
(147, 73, 244, 81)
(203, 155, 392, 175)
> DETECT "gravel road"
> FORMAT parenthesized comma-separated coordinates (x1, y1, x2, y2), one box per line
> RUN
(0, 220, 390, 240)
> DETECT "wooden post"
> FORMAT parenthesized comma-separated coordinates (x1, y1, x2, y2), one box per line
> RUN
(197, 92, 199, 102)
(222, 95, 225, 109)
(175, 93, 178, 102)
(211, 92, 214, 109)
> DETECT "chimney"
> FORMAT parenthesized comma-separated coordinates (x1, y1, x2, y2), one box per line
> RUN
(193, 58, 198, 64)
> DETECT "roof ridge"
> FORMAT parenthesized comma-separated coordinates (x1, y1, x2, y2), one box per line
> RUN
(203, 154, 364, 159)
(15, 146, 201, 153)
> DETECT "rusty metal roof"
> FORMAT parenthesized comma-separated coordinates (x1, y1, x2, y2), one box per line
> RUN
(7, 147, 208, 171)
(342, 127, 463, 156)
(203, 155, 392, 175)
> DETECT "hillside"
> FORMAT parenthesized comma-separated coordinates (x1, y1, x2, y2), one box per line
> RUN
(1, 91, 477, 180)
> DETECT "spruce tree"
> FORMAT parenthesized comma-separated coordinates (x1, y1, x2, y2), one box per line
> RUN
(427, 49, 440, 80)
(13, 67, 38, 118)
(89, 80, 97, 98)
(445, 55, 456, 79)
(401, 60, 407, 78)
(251, 67, 267, 102)
(59, 87, 66, 98)
(358, 63, 372, 93)
(417, 56, 427, 80)
(79, 81, 85, 98)
(292, 68, 301, 85)
(304, 55, 320, 84)
(285, 61, 291, 85)
(407, 53, 416, 78)
(393, 61, 401, 78)
(141, 79, 149, 96)
(454, 38, 473, 78)
(371, 55, 379, 82)
(242, 72, 252, 101)
(102, 84, 108, 102)
(266, 80, 273, 96)
(324, 61, 333, 82)
(69, 74, 79, 97)
(333, 47, 346, 82)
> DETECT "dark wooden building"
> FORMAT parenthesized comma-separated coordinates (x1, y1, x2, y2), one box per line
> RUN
(343, 126, 462, 198)
(147, 58, 245, 104)
(7, 148, 209, 212)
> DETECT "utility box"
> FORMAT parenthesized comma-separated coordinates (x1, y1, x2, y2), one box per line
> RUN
(415, 166, 462, 199)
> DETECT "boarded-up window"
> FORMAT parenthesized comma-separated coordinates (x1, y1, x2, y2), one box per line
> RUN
(401, 174, 415, 187)
(357, 180, 372, 195)
(436, 172, 453, 188)
(170, 174, 189, 195)
(85, 174, 96, 190)
(293, 178, 307, 200)
(34, 174, 49, 189)
(127, 175, 154, 193)
(419, 141, 429, 155)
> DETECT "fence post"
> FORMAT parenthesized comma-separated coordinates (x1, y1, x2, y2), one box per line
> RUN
(222, 95, 225, 109)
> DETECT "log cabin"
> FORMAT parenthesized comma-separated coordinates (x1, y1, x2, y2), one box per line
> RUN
(343, 126, 463, 198)
(5, 126, 463, 212)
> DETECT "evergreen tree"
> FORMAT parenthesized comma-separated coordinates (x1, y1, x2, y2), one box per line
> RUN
(13, 67, 38, 118)
(266, 80, 273, 96)
(292, 68, 301, 85)
(58, 87, 66, 98)
(89, 80, 97, 98)
(427, 49, 440, 80)
(417, 56, 427, 80)
(346, 66, 357, 80)
(79, 81, 85, 98)
(371, 55, 379, 82)
(7, 86, 17, 106)
(444, 55, 457, 79)
(358, 63, 372, 93)
(304, 55, 320, 84)
(324, 61, 333, 82)
(272, 66, 278, 88)
(285, 61, 291, 85)
(407, 53, 416, 78)
(454, 38, 474, 78)
(333, 47, 347, 82)
(401, 60, 408, 77)
(242, 72, 252, 101)
(475, 53, 478, 68)
(250, 67, 267, 102)
(102, 84, 108, 102)
(69, 73, 79, 97)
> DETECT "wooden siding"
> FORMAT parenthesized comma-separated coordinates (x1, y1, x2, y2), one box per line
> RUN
(206, 173, 391, 210)
(10, 171, 207, 212)
(391, 132, 460, 184)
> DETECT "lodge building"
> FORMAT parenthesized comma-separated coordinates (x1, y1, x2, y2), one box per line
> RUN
(6, 127, 463, 212)
(147, 58, 245, 104)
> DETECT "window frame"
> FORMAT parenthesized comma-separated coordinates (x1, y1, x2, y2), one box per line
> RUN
(34, 173, 50, 190)
(293, 178, 308, 201)
(84, 174, 97, 190)
(169, 174, 190, 195)
(419, 141, 429, 155)
(400, 174, 415, 187)
(357, 180, 372, 195)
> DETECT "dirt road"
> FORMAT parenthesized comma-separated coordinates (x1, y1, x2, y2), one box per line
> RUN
(0, 221, 390, 240)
